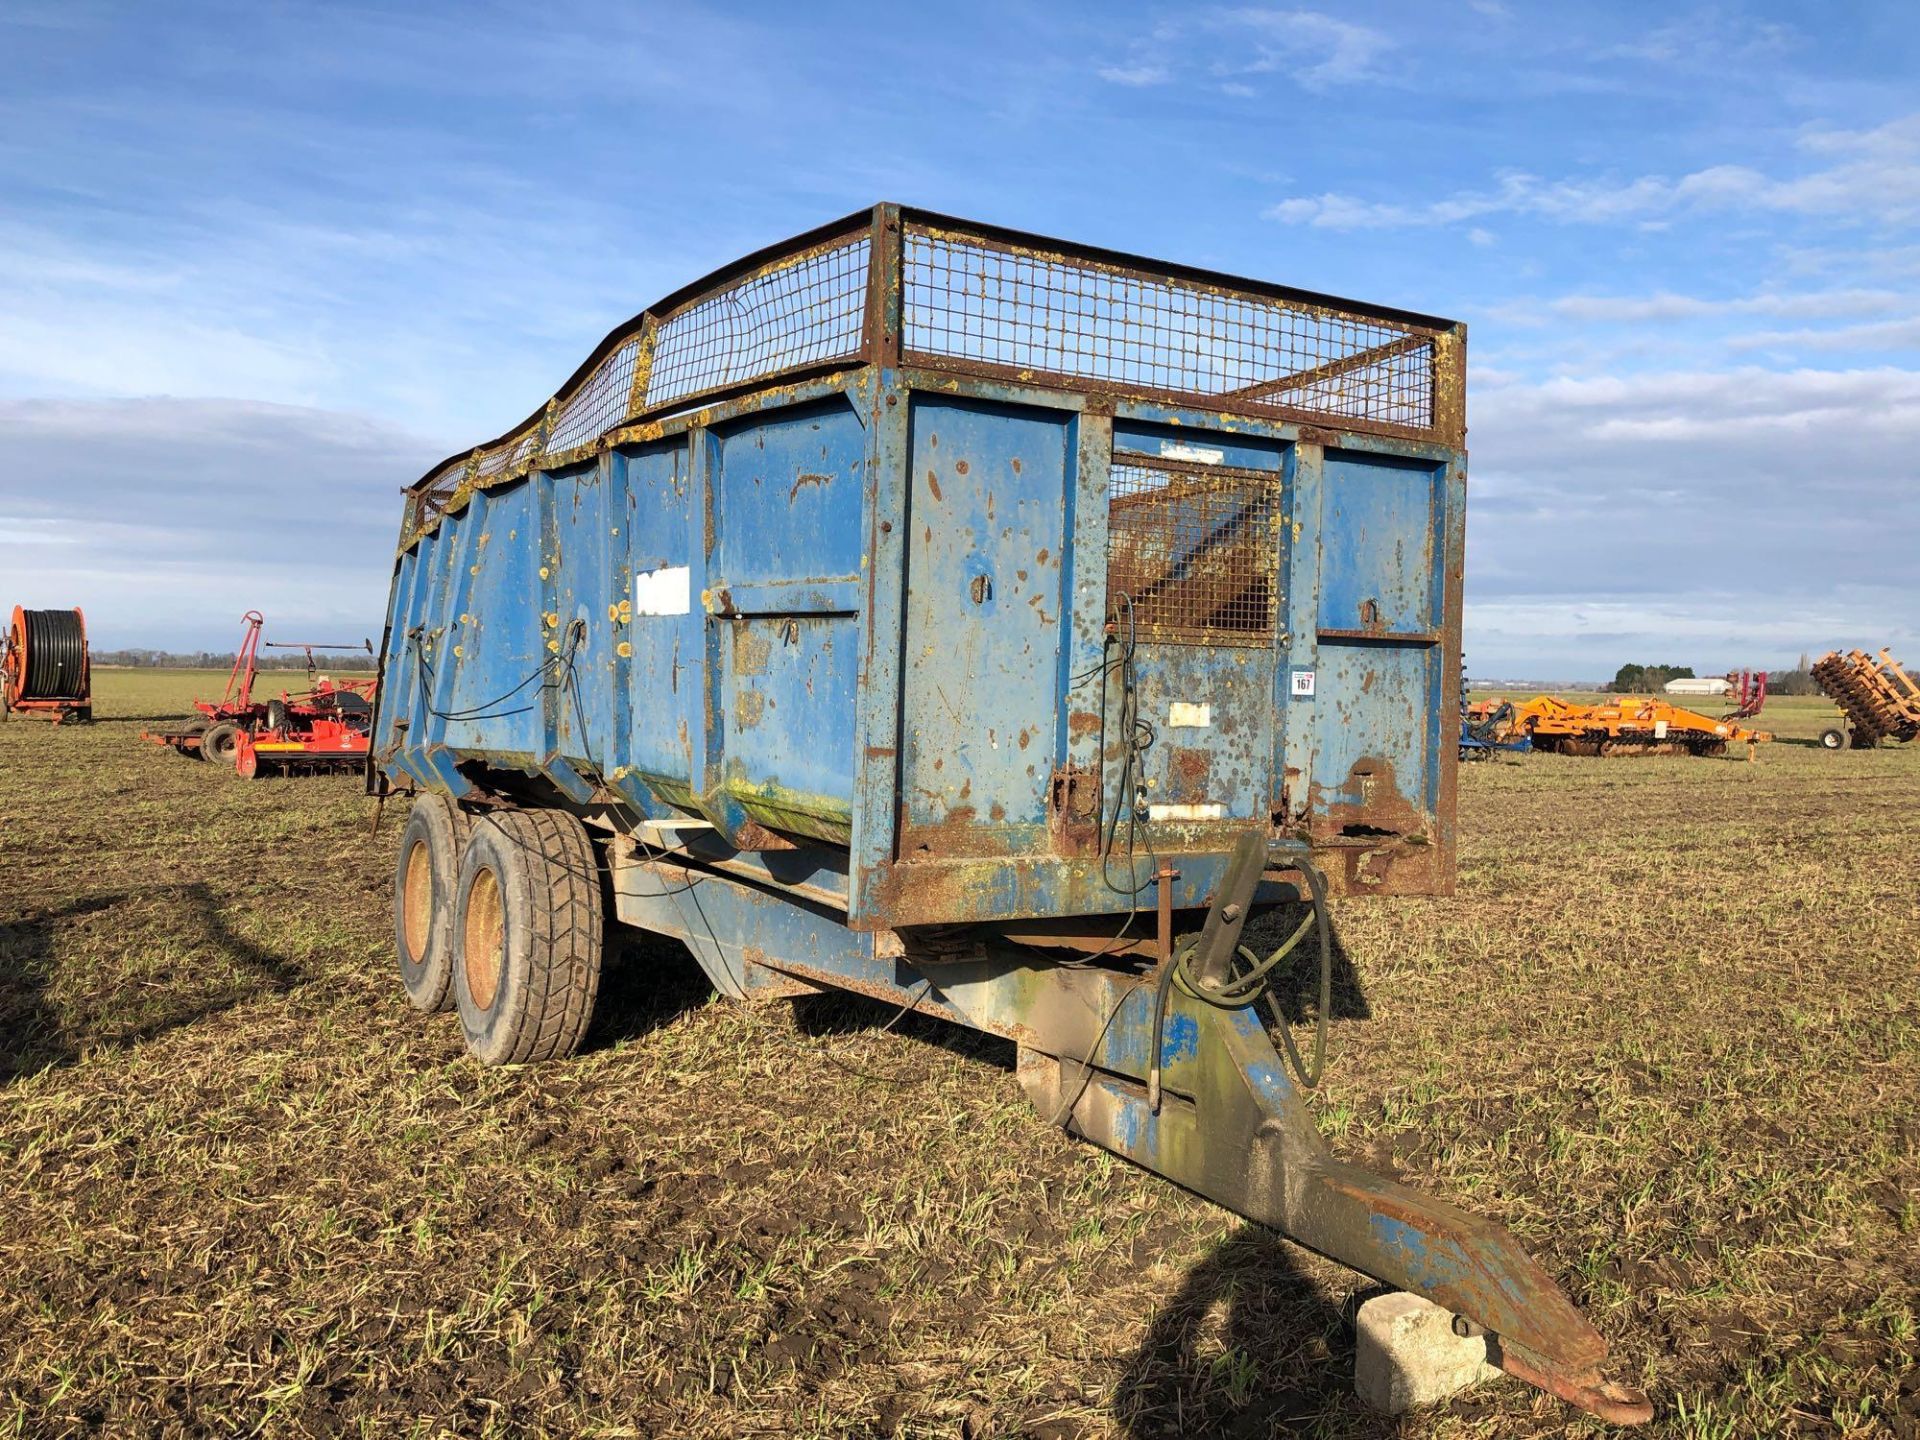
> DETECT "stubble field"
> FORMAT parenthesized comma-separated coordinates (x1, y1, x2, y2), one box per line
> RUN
(1, 671, 1915, 1439)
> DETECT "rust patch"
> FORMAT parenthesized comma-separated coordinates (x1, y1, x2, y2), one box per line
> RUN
(1048, 764, 1099, 856)
(1068, 710, 1102, 740)
(732, 818, 799, 852)
(732, 624, 772, 677)
(736, 689, 766, 729)
(1167, 747, 1212, 803)
(926, 469, 943, 501)
(788, 471, 831, 503)
(1310, 756, 1425, 842)
(955, 459, 970, 476)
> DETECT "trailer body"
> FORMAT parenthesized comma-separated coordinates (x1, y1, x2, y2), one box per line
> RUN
(379, 209, 1463, 921)
(369, 207, 1648, 1423)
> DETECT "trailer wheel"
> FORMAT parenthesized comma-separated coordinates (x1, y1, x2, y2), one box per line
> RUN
(393, 794, 469, 1012)
(265, 699, 291, 734)
(203, 721, 242, 766)
(452, 808, 603, 1065)
(1817, 726, 1846, 751)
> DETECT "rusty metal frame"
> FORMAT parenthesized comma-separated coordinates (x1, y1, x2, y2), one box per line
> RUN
(397, 204, 1467, 553)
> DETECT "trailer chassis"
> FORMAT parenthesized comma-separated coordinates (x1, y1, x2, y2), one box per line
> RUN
(608, 830, 1652, 1424)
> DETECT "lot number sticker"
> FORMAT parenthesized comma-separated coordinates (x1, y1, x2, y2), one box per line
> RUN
(1291, 669, 1317, 698)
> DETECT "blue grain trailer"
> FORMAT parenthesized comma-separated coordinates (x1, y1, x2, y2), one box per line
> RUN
(372, 206, 1648, 1424)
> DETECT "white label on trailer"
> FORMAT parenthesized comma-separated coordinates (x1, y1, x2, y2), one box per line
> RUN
(1149, 802, 1227, 822)
(1654, 719, 1669, 739)
(1168, 701, 1212, 728)
(1159, 441, 1225, 465)
(1291, 669, 1317, 698)
(632, 565, 691, 615)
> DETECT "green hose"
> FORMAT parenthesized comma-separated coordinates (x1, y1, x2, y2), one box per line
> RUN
(1149, 858, 1333, 1108)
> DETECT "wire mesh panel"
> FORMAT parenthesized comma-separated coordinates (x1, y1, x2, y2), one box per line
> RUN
(404, 231, 873, 532)
(644, 235, 871, 409)
(548, 336, 642, 457)
(400, 207, 1463, 552)
(902, 224, 1437, 433)
(1106, 453, 1282, 647)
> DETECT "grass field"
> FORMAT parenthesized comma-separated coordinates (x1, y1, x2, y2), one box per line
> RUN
(2, 671, 1915, 1439)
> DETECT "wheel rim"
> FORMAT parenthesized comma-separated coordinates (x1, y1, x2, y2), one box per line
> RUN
(463, 865, 505, 1011)
(402, 838, 433, 963)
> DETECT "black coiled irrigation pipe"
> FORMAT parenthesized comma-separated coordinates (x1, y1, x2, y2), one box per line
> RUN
(16, 609, 87, 699)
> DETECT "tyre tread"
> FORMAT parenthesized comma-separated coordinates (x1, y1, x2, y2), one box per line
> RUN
(486, 807, 602, 1064)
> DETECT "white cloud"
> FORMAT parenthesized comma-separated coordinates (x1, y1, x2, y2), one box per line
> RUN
(1462, 364, 1920, 672)
(1728, 316, 1920, 352)
(1217, 9, 1391, 88)
(1096, 63, 1169, 87)
(0, 398, 444, 649)
(1096, 7, 1393, 95)
(1490, 287, 1905, 326)
(1267, 112, 1920, 229)
(1597, 12, 1794, 69)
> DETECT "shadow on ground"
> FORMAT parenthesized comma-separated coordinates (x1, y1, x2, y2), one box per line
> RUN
(582, 930, 722, 1053)
(0, 882, 307, 1083)
(1114, 1225, 1405, 1440)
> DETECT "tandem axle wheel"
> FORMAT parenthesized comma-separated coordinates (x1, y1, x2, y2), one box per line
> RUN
(389, 797, 604, 1065)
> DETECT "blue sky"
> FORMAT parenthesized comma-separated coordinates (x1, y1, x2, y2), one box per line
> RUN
(1, 0, 1916, 676)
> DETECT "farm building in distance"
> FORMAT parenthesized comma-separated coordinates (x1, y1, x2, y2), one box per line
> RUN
(1664, 676, 1730, 696)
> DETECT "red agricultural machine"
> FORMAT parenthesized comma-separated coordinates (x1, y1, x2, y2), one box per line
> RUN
(2, 606, 92, 724)
(143, 611, 376, 778)
(1724, 668, 1768, 720)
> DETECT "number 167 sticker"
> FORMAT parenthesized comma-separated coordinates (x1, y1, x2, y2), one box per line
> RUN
(1290, 669, 1317, 698)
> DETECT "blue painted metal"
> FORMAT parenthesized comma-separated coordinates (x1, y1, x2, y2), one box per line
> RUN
(368, 209, 1648, 1423)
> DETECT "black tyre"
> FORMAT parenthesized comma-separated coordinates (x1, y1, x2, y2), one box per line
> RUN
(394, 794, 469, 1012)
(265, 698, 291, 734)
(452, 808, 603, 1065)
(1817, 726, 1846, 751)
(202, 721, 242, 766)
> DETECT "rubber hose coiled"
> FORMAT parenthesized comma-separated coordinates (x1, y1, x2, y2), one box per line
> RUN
(19, 609, 85, 699)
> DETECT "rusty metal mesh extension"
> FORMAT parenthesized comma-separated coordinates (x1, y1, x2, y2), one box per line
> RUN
(902, 225, 1435, 431)
(411, 233, 872, 504)
(1106, 453, 1281, 647)
(406, 210, 1457, 545)
(645, 236, 869, 409)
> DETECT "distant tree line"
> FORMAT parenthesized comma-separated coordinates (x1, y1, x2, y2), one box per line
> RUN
(1610, 663, 1694, 692)
(93, 649, 375, 670)
(1766, 654, 1820, 697)
(1608, 656, 1824, 696)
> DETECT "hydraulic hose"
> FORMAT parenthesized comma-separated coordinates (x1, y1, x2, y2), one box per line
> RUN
(1148, 857, 1334, 1107)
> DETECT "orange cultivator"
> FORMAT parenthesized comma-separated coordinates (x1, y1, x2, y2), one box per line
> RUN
(1810, 649, 1920, 750)
(1470, 694, 1772, 757)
